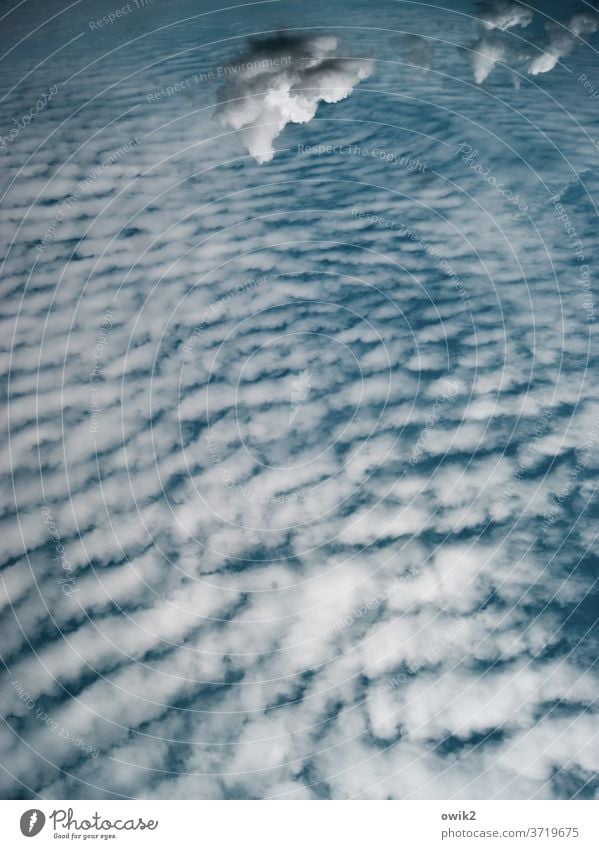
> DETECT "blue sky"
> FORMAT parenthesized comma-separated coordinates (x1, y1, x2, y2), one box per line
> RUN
(1, 0, 598, 799)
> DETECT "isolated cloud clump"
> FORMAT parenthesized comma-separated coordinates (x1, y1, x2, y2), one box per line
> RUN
(528, 12, 599, 75)
(469, 1, 532, 84)
(477, 0, 533, 31)
(469, 2, 599, 84)
(213, 33, 374, 163)
(470, 37, 506, 84)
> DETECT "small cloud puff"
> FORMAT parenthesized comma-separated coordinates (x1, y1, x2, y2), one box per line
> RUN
(477, 0, 533, 32)
(471, 36, 506, 84)
(213, 33, 374, 163)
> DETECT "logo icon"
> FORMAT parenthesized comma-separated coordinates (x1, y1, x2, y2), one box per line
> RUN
(20, 810, 45, 837)
(288, 369, 312, 427)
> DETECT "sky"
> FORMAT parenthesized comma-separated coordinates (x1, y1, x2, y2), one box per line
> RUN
(1, 0, 598, 800)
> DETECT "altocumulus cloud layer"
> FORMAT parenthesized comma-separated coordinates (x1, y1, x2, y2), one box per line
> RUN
(0, 0, 598, 800)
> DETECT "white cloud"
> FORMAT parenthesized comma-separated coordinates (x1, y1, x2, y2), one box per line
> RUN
(471, 37, 506, 84)
(529, 13, 599, 75)
(477, 1, 533, 31)
(213, 33, 374, 162)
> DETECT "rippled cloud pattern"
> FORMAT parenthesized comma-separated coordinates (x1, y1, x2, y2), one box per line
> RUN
(1, 0, 598, 800)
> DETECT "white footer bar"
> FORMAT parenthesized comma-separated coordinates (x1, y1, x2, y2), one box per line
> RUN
(1, 800, 597, 848)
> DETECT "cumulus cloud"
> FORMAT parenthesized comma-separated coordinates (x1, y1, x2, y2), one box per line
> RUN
(467, 1, 534, 84)
(476, 0, 533, 31)
(469, 6, 599, 84)
(528, 12, 599, 75)
(213, 33, 374, 163)
(470, 36, 506, 84)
